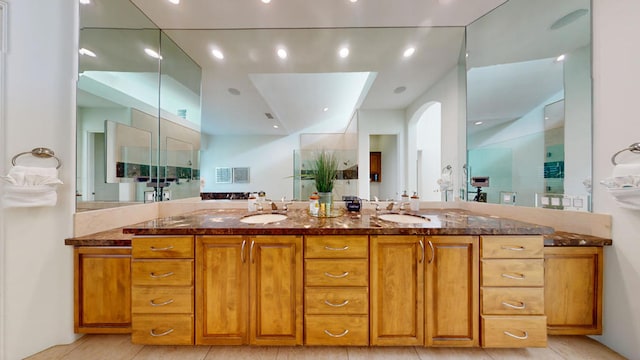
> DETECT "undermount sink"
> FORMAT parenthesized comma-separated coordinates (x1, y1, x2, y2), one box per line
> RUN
(240, 213, 288, 224)
(377, 213, 430, 224)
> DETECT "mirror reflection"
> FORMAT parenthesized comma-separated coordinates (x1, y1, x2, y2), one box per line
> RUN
(466, 0, 592, 210)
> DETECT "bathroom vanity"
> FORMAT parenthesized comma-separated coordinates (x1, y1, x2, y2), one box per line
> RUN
(66, 208, 610, 347)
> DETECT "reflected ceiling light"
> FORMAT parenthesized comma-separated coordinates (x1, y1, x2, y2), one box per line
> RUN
(349, 0, 358, 3)
(144, 48, 163, 59)
(78, 48, 96, 57)
(228, 88, 241, 95)
(277, 48, 288, 59)
(550, 9, 589, 30)
(393, 86, 406, 94)
(556, 54, 566, 62)
(273, 125, 279, 128)
(79, 0, 91, 4)
(474, 121, 483, 125)
(262, 0, 271, 3)
(339, 47, 350, 58)
(403, 47, 415, 57)
(212, 49, 224, 60)
(168, 0, 180, 4)
(323, 107, 329, 112)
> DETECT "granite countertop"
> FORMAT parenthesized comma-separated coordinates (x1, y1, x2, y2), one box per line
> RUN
(65, 208, 611, 247)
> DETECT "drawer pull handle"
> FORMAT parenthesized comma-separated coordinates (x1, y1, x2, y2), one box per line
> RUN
(150, 271, 174, 279)
(324, 329, 349, 338)
(324, 245, 349, 251)
(324, 299, 350, 307)
(150, 298, 175, 307)
(501, 245, 525, 251)
(501, 272, 525, 280)
(150, 245, 174, 252)
(504, 330, 528, 340)
(501, 301, 526, 310)
(324, 271, 349, 279)
(150, 328, 174, 337)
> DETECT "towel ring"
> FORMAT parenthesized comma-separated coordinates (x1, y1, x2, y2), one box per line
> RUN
(611, 143, 640, 165)
(11, 147, 62, 169)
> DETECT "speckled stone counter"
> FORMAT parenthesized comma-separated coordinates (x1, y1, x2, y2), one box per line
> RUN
(544, 231, 612, 247)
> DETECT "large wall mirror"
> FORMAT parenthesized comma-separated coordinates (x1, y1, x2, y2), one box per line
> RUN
(76, 0, 592, 212)
(466, 0, 592, 211)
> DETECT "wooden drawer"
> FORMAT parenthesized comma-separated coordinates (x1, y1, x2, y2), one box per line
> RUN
(305, 259, 368, 287)
(132, 314, 193, 345)
(132, 260, 193, 286)
(481, 287, 544, 315)
(305, 287, 368, 315)
(132, 236, 194, 259)
(132, 286, 193, 314)
(481, 259, 544, 287)
(481, 236, 543, 259)
(481, 315, 547, 348)
(305, 236, 368, 259)
(305, 315, 369, 346)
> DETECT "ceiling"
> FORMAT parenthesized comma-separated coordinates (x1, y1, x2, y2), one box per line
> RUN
(79, 0, 590, 136)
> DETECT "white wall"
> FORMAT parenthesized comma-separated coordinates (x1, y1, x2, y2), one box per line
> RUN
(416, 103, 442, 200)
(0, 1, 77, 359)
(591, 1, 640, 358)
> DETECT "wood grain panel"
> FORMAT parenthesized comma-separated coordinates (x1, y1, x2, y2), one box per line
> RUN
(131, 259, 193, 286)
(482, 287, 544, 315)
(132, 236, 194, 259)
(305, 235, 368, 259)
(481, 259, 544, 287)
(481, 315, 547, 348)
(481, 236, 543, 259)
(305, 315, 369, 346)
(305, 259, 369, 287)
(305, 287, 368, 315)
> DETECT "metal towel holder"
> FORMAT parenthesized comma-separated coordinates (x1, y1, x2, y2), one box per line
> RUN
(11, 147, 62, 169)
(611, 143, 640, 165)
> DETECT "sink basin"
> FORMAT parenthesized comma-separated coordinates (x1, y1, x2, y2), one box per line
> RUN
(240, 213, 287, 224)
(378, 213, 430, 224)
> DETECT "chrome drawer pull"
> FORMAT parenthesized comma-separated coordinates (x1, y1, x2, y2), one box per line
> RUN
(150, 298, 175, 307)
(501, 272, 525, 280)
(150, 245, 174, 251)
(324, 329, 349, 338)
(501, 301, 526, 310)
(324, 299, 349, 307)
(150, 328, 174, 337)
(501, 245, 525, 251)
(324, 271, 349, 279)
(324, 245, 349, 251)
(504, 330, 528, 340)
(150, 271, 174, 279)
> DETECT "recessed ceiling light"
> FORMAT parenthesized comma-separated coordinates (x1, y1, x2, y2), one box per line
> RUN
(403, 47, 415, 57)
(393, 86, 406, 94)
(474, 121, 483, 126)
(228, 88, 241, 95)
(212, 49, 224, 60)
(338, 47, 350, 58)
(262, 0, 271, 3)
(79, 0, 91, 4)
(556, 54, 566, 62)
(273, 125, 279, 129)
(144, 48, 162, 60)
(277, 48, 287, 59)
(78, 48, 96, 57)
(168, 0, 180, 4)
(323, 107, 329, 112)
(550, 9, 589, 30)
(349, 0, 358, 2)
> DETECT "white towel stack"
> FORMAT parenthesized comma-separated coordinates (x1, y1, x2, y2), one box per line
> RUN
(1, 165, 63, 208)
(600, 162, 640, 209)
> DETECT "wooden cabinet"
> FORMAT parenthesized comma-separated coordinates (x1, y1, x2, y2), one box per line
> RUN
(425, 236, 479, 347)
(480, 236, 547, 348)
(544, 246, 603, 335)
(370, 235, 424, 346)
(370, 151, 381, 182)
(74, 247, 131, 333)
(304, 235, 369, 346)
(196, 235, 302, 346)
(131, 236, 194, 345)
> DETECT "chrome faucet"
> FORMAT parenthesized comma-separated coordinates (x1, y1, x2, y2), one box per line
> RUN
(281, 197, 293, 211)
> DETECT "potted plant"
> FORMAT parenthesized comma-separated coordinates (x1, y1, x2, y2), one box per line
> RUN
(312, 150, 338, 215)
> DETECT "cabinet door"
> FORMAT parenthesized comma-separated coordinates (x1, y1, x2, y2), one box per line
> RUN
(249, 235, 303, 346)
(196, 236, 249, 345)
(544, 247, 603, 335)
(74, 247, 131, 333)
(425, 236, 479, 346)
(370, 235, 424, 345)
